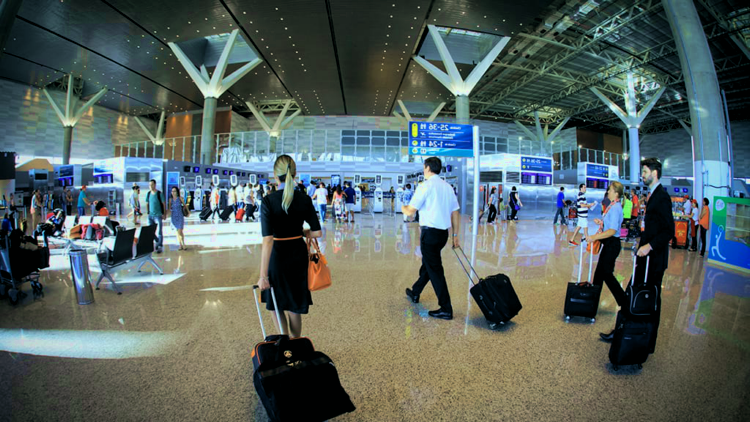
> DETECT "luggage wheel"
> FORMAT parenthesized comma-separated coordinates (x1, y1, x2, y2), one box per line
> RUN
(637, 364, 643, 370)
(564, 315, 570, 321)
(612, 365, 619, 372)
(488, 321, 505, 330)
(590, 318, 596, 324)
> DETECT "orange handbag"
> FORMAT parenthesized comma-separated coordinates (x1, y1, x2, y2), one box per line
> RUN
(587, 229, 602, 254)
(307, 237, 332, 291)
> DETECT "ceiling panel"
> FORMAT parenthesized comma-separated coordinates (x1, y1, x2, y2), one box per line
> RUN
(16, 0, 206, 106)
(4, 19, 197, 114)
(331, 0, 432, 116)
(223, 0, 344, 115)
(428, 0, 557, 37)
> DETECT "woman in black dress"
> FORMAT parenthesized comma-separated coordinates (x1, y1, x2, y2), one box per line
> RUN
(258, 155, 323, 338)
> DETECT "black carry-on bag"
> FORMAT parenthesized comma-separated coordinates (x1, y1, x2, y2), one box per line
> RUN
(454, 247, 522, 329)
(609, 313, 654, 370)
(625, 254, 658, 318)
(219, 207, 233, 222)
(564, 242, 602, 323)
(609, 254, 655, 370)
(199, 206, 212, 221)
(251, 286, 355, 422)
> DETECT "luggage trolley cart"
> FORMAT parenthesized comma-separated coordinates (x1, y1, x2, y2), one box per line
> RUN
(0, 232, 48, 304)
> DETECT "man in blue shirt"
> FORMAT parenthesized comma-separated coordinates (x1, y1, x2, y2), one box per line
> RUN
(553, 186, 567, 225)
(146, 179, 166, 253)
(343, 182, 356, 223)
(77, 185, 92, 217)
(306, 181, 317, 198)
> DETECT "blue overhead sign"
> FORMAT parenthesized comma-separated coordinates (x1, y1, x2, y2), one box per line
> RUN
(521, 156, 553, 173)
(586, 163, 610, 179)
(408, 122, 474, 158)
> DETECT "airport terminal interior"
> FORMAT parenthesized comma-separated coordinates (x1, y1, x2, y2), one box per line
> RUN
(0, 0, 749, 421)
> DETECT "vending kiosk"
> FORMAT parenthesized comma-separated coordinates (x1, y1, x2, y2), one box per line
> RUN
(395, 186, 404, 213)
(353, 186, 362, 212)
(373, 188, 384, 213)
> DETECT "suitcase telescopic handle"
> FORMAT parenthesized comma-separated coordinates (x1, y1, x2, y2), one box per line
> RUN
(252, 285, 285, 338)
(630, 247, 650, 285)
(453, 246, 480, 287)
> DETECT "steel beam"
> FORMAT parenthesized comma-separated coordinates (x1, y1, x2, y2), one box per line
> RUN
(472, 0, 663, 117)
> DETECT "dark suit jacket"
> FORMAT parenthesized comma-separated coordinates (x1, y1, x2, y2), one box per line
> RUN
(639, 183, 675, 273)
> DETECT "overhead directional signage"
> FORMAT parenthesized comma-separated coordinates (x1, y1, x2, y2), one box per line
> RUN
(521, 156, 553, 173)
(408, 122, 474, 158)
(586, 163, 610, 179)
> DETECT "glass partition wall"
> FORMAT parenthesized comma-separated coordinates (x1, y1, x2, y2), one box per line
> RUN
(116, 130, 622, 176)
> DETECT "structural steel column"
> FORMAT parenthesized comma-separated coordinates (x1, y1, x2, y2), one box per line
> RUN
(201, 97, 218, 164)
(455, 95, 469, 125)
(663, 0, 729, 201)
(62, 126, 73, 165)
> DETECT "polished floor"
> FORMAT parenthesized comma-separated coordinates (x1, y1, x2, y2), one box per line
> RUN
(1, 213, 748, 421)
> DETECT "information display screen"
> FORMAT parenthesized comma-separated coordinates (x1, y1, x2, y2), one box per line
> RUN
(59, 165, 74, 178)
(586, 164, 609, 179)
(521, 172, 552, 185)
(586, 177, 610, 190)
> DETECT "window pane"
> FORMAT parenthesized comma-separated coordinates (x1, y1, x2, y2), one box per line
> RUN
(342, 145, 355, 161)
(371, 146, 385, 162)
(312, 130, 326, 161)
(355, 144, 370, 161)
(372, 137, 385, 146)
(387, 146, 400, 162)
(298, 130, 311, 162)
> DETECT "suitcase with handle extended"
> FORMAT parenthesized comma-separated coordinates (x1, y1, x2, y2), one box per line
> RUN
(199, 207, 212, 221)
(609, 253, 656, 370)
(251, 286, 355, 422)
(454, 247, 522, 329)
(609, 311, 655, 370)
(219, 207, 233, 222)
(564, 242, 602, 323)
(625, 255, 658, 318)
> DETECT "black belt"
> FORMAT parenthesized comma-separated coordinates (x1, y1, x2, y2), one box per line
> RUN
(423, 227, 448, 232)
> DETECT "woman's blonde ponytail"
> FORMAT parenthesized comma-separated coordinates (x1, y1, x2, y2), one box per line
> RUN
(274, 155, 296, 214)
(281, 166, 294, 213)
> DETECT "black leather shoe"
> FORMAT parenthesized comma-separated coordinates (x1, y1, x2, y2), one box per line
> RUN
(428, 309, 453, 320)
(405, 288, 419, 304)
(599, 330, 615, 342)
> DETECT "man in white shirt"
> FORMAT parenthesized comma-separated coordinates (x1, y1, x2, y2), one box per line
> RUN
(402, 157, 461, 320)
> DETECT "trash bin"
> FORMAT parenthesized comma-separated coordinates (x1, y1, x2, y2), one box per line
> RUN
(69, 249, 94, 305)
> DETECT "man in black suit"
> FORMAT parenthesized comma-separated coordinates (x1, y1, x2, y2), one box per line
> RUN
(600, 157, 674, 353)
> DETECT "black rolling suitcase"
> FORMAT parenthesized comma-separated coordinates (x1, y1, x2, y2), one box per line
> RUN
(564, 242, 602, 323)
(219, 207, 233, 222)
(199, 207, 212, 221)
(251, 286, 355, 422)
(609, 254, 656, 370)
(454, 247, 522, 329)
(609, 312, 654, 370)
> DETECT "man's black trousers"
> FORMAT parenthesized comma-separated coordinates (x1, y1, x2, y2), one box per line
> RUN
(411, 227, 452, 312)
